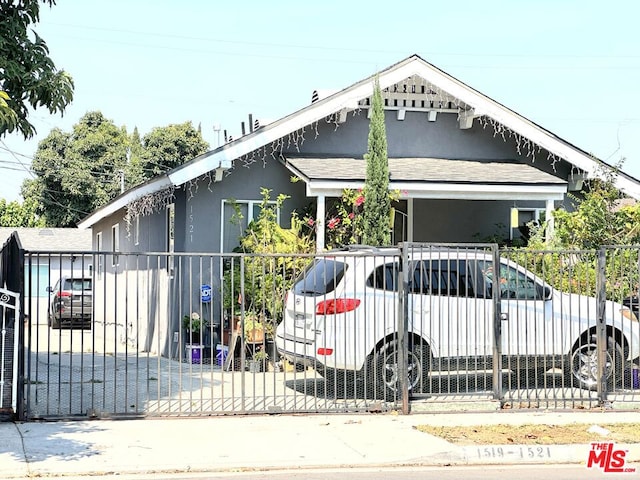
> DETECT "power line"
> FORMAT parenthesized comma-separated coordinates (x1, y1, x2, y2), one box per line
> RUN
(47, 22, 640, 61)
(0, 143, 177, 178)
(0, 139, 91, 217)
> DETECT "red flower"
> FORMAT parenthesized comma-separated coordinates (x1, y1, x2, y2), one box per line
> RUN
(307, 218, 315, 227)
(348, 212, 355, 219)
(327, 217, 340, 229)
(355, 195, 364, 207)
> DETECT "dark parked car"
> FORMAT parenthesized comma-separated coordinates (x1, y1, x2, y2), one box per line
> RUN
(47, 276, 93, 329)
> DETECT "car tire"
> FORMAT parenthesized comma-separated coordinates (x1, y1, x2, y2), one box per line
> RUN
(566, 334, 623, 391)
(50, 316, 61, 329)
(370, 339, 429, 401)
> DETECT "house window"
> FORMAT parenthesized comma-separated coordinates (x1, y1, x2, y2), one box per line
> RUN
(96, 232, 103, 279)
(111, 224, 120, 267)
(134, 215, 140, 246)
(25, 263, 50, 298)
(220, 199, 280, 252)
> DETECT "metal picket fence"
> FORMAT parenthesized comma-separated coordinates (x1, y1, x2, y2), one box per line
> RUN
(14, 245, 640, 420)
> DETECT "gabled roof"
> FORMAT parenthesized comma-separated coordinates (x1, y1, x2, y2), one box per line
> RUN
(77, 54, 640, 229)
(284, 157, 567, 201)
(0, 227, 92, 251)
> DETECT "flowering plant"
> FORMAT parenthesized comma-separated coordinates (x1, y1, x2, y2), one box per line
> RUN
(303, 188, 398, 249)
(182, 311, 208, 334)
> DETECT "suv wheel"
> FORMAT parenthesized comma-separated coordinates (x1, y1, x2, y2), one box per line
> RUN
(567, 335, 623, 391)
(370, 339, 429, 401)
(49, 315, 61, 329)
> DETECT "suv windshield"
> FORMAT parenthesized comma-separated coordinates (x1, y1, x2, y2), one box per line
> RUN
(293, 259, 347, 296)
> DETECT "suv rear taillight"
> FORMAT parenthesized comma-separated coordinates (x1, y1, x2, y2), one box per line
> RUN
(57, 291, 71, 298)
(316, 298, 361, 315)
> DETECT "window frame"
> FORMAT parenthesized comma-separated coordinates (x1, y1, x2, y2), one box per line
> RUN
(96, 232, 103, 278)
(219, 198, 281, 253)
(111, 224, 120, 267)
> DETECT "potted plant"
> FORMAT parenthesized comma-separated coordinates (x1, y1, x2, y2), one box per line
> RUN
(243, 311, 265, 344)
(183, 311, 207, 345)
(248, 348, 269, 372)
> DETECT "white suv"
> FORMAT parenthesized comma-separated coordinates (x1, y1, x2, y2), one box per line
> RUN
(275, 246, 640, 398)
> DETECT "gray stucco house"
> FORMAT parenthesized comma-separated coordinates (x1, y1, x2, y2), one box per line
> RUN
(75, 55, 640, 358)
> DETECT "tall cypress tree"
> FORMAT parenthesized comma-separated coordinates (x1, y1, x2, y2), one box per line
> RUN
(362, 77, 391, 246)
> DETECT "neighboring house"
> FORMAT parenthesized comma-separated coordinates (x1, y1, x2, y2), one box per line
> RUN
(75, 54, 640, 357)
(0, 227, 92, 324)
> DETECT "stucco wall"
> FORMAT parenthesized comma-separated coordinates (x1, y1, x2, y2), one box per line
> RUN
(176, 156, 308, 254)
(288, 109, 574, 184)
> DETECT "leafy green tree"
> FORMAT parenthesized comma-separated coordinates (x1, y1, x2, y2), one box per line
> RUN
(140, 122, 209, 177)
(0, 0, 74, 139)
(121, 126, 146, 187)
(0, 91, 19, 133)
(22, 113, 212, 226)
(522, 163, 640, 299)
(0, 197, 44, 227)
(529, 164, 639, 250)
(24, 111, 130, 226)
(362, 78, 391, 246)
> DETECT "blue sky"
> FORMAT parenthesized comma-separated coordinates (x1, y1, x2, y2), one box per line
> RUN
(1, 0, 639, 202)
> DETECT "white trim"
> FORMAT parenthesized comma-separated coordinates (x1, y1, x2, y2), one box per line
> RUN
(96, 232, 103, 279)
(111, 224, 119, 267)
(168, 154, 232, 186)
(77, 176, 173, 229)
(305, 180, 566, 201)
(316, 194, 325, 252)
(407, 198, 414, 242)
(134, 215, 140, 246)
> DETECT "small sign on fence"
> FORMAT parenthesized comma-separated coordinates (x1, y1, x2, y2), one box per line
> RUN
(200, 284, 212, 304)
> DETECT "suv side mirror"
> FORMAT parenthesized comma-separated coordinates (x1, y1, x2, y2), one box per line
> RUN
(46, 286, 53, 293)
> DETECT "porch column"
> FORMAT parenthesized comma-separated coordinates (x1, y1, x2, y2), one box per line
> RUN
(316, 194, 325, 252)
(545, 199, 555, 242)
(407, 198, 414, 243)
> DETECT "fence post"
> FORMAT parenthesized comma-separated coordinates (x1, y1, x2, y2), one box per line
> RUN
(398, 243, 410, 414)
(596, 248, 608, 404)
(491, 245, 503, 402)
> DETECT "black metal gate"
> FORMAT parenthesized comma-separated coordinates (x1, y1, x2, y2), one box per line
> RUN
(0, 232, 24, 421)
(17, 245, 640, 420)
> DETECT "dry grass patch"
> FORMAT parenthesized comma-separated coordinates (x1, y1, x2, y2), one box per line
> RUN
(415, 423, 640, 445)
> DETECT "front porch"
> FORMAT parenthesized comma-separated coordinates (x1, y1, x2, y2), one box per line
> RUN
(281, 156, 566, 250)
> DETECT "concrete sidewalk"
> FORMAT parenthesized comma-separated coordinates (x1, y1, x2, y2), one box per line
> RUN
(1, 410, 640, 478)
